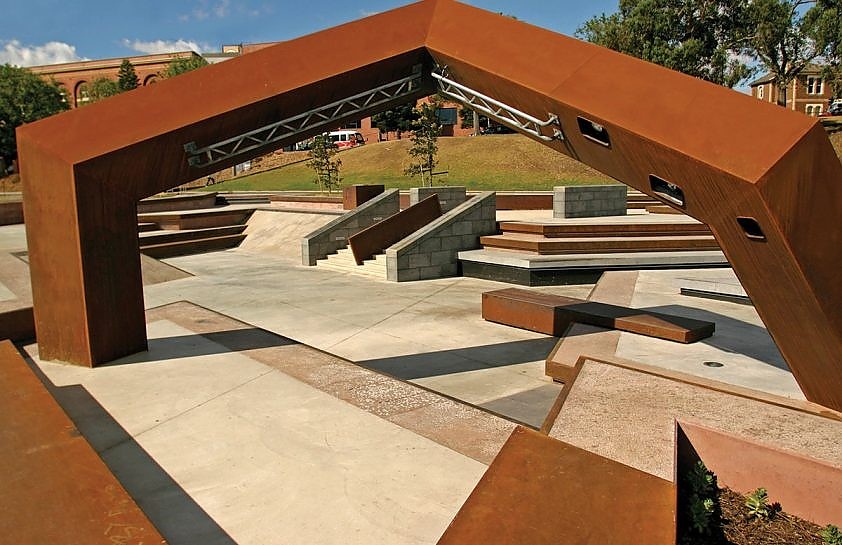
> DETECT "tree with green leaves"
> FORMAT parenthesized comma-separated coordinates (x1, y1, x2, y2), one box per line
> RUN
(308, 134, 342, 194)
(404, 100, 441, 187)
(805, 0, 842, 97)
(82, 77, 120, 104)
(372, 102, 419, 140)
(0, 64, 68, 162)
(747, 0, 822, 106)
(117, 59, 139, 92)
(577, 0, 755, 88)
(160, 55, 209, 79)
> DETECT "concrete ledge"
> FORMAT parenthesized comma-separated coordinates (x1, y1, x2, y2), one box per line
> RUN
(301, 189, 399, 266)
(554, 185, 626, 218)
(409, 186, 467, 213)
(387, 192, 496, 282)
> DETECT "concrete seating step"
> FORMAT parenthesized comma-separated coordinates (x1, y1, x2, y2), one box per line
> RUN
(497, 221, 710, 238)
(480, 232, 720, 254)
(140, 233, 246, 259)
(137, 222, 159, 232)
(482, 287, 715, 343)
(138, 208, 253, 230)
(0, 340, 165, 544)
(139, 225, 246, 246)
(437, 426, 675, 545)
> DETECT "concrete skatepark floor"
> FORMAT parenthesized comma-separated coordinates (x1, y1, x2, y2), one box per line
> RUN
(1, 207, 834, 545)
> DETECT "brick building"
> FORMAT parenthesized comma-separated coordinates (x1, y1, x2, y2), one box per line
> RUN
(28, 52, 203, 108)
(749, 65, 835, 116)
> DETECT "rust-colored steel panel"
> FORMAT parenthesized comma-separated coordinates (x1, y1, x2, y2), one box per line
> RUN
(343, 185, 385, 209)
(349, 194, 441, 264)
(0, 340, 166, 544)
(483, 288, 714, 343)
(437, 426, 675, 545)
(16, 0, 842, 411)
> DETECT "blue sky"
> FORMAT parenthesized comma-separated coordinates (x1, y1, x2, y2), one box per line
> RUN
(0, 1, 618, 66)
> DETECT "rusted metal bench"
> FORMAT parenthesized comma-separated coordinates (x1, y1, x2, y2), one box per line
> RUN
(437, 427, 675, 545)
(482, 287, 714, 343)
(0, 340, 166, 544)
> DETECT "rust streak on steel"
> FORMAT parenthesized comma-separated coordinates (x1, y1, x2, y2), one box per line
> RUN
(16, 0, 842, 411)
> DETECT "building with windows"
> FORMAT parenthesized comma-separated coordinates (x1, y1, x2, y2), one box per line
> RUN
(28, 52, 203, 108)
(749, 65, 834, 116)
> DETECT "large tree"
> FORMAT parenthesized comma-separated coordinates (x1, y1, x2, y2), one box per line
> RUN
(160, 55, 209, 79)
(805, 0, 842, 98)
(372, 102, 419, 140)
(577, 0, 755, 88)
(0, 64, 68, 162)
(747, 0, 822, 106)
(83, 77, 120, 104)
(117, 59, 139, 92)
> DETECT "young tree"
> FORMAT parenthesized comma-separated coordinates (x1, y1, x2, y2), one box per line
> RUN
(747, 0, 821, 106)
(0, 64, 68, 161)
(160, 55, 209, 79)
(404, 100, 441, 187)
(308, 134, 342, 194)
(117, 59, 139, 92)
(83, 77, 120, 104)
(577, 0, 755, 88)
(372, 102, 419, 140)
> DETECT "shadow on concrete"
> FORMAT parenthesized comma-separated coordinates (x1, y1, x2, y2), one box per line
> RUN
(23, 355, 237, 545)
(358, 337, 559, 380)
(102, 327, 295, 366)
(643, 304, 788, 371)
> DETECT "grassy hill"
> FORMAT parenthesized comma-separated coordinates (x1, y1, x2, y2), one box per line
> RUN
(207, 134, 617, 192)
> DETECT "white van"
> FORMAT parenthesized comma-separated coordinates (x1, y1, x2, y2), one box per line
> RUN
(327, 130, 365, 150)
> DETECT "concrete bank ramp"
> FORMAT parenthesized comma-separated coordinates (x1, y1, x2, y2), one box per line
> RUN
(239, 209, 340, 259)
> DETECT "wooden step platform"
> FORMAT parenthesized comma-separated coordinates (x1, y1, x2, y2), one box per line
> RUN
(483, 287, 715, 343)
(139, 225, 246, 246)
(480, 232, 719, 254)
(140, 233, 246, 258)
(0, 340, 166, 544)
(497, 220, 709, 237)
(437, 426, 675, 545)
(137, 208, 253, 230)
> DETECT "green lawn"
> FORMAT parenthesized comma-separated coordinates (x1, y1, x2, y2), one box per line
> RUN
(205, 134, 618, 192)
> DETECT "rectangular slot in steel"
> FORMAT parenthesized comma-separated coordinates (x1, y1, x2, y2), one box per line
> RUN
(577, 116, 611, 147)
(737, 216, 766, 241)
(649, 175, 686, 208)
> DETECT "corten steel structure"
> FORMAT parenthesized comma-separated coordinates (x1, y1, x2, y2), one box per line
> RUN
(16, 0, 842, 411)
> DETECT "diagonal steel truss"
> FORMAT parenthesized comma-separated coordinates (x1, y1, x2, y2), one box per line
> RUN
(431, 68, 563, 142)
(184, 69, 425, 168)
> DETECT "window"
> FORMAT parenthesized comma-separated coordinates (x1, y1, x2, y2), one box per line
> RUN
(807, 76, 823, 95)
(436, 107, 457, 126)
(806, 104, 823, 117)
(757, 86, 764, 100)
(342, 120, 361, 129)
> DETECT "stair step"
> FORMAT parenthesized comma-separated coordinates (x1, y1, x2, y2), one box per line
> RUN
(138, 222, 159, 233)
(140, 225, 246, 246)
(497, 221, 710, 238)
(480, 233, 719, 254)
(140, 234, 246, 258)
(138, 208, 253, 230)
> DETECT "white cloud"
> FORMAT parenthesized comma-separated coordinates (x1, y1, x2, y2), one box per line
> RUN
(122, 39, 208, 54)
(0, 40, 85, 67)
(180, 0, 234, 22)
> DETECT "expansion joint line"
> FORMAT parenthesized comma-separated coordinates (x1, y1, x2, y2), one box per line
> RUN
(431, 67, 564, 142)
(184, 68, 425, 168)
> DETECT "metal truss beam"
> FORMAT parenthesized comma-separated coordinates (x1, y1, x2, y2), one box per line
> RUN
(432, 68, 562, 142)
(184, 68, 425, 168)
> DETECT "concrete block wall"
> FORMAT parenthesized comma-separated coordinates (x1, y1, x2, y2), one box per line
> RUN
(553, 185, 627, 218)
(301, 189, 399, 265)
(387, 192, 496, 282)
(409, 186, 467, 213)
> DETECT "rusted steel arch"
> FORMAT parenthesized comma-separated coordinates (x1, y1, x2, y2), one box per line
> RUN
(16, 0, 842, 412)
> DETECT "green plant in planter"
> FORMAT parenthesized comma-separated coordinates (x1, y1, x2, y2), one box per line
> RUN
(684, 461, 719, 536)
(822, 524, 842, 545)
(745, 487, 772, 520)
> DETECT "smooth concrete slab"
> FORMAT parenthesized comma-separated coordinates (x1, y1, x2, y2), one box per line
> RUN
(26, 319, 489, 545)
(615, 268, 798, 398)
(457, 248, 729, 270)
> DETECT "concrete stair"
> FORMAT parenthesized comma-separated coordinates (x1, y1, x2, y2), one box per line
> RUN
(137, 207, 253, 258)
(317, 248, 387, 278)
(480, 232, 720, 254)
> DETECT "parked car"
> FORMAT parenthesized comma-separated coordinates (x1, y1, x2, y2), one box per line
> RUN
(829, 102, 842, 116)
(482, 124, 515, 135)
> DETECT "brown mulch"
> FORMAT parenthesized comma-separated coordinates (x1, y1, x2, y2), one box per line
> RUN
(682, 488, 825, 545)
